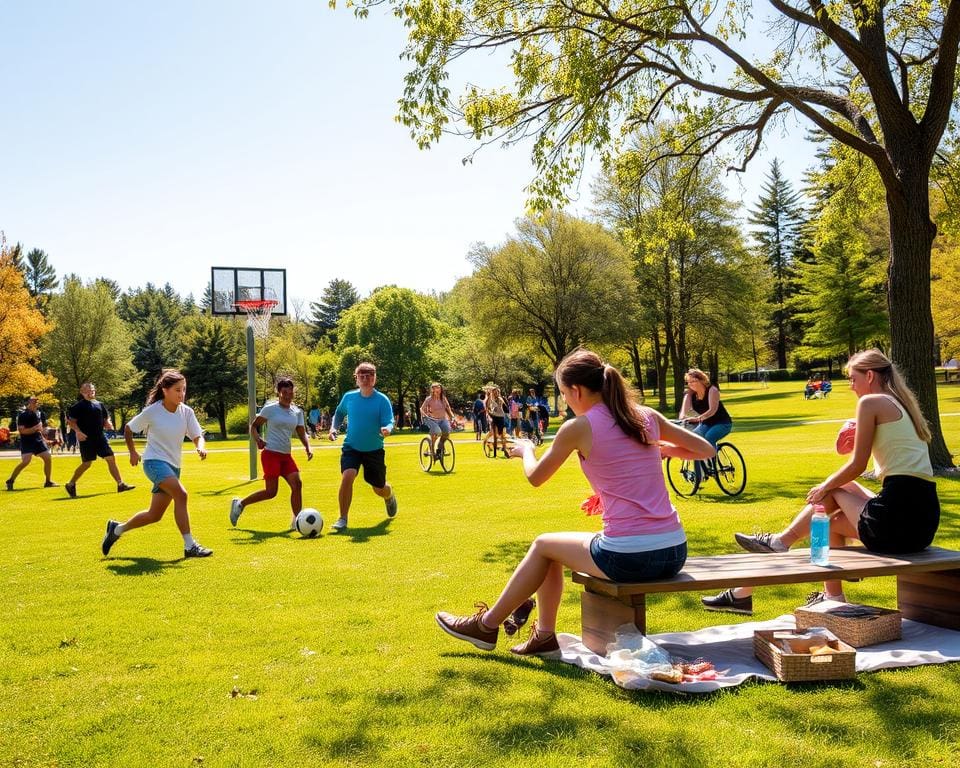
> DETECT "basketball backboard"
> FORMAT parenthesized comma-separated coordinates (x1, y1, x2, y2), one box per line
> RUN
(211, 267, 287, 316)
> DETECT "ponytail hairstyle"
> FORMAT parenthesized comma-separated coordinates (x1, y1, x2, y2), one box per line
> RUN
(555, 348, 650, 444)
(146, 369, 186, 406)
(846, 349, 931, 443)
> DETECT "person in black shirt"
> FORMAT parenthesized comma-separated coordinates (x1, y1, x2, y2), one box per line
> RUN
(64, 383, 135, 498)
(5, 396, 57, 490)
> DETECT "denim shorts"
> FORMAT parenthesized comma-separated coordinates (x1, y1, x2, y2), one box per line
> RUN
(426, 418, 450, 436)
(143, 459, 181, 494)
(589, 535, 687, 582)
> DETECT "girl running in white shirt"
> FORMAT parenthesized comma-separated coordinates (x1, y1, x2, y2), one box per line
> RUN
(101, 370, 212, 559)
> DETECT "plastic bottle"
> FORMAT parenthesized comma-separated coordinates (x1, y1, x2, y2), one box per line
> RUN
(810, 505, 830, 566)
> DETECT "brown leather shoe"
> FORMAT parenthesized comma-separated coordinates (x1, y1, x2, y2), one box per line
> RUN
(435, 603, 498, 650)
(510, 623, 561, 659)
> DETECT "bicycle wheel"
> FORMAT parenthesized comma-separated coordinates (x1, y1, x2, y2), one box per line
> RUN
(713, 442, 747, 496)
(439, 440, 456, 473)
(666, 456, 700, 497)
(482, 435, 496, 458)
(418, 437, 434, 472)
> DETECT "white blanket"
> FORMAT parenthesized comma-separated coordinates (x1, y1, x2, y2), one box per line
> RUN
(557, 616, 960, 693)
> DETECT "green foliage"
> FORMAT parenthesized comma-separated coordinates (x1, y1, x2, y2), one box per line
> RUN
(748, 159, 808, 368)
(466, 210, 637, 367)
(337, 286, 438, 414)
(22, 248, 59, 309)
(596, 143, 761, 407)
(180, 315, 247, 438)
(225, 402, 252, 435)
(793, 141, 889, 359)
(118, 283, 193, 407)
(309, 278, 360, 345)
(41, 277, 137, 405)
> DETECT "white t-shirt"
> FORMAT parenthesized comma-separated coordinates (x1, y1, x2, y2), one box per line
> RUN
(257, 401, 304, 454)
(127, 401, 203, 468)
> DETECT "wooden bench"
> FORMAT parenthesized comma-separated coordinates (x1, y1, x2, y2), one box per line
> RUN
(571, 546, 960, 654)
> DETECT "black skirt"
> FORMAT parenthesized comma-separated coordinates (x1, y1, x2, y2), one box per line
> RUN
(858, 475, 940, 554)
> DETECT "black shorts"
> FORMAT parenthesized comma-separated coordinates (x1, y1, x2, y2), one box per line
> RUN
(20, 438, 49, 456)
(79, 435, 114, 462)
(858, 475, 940, 554)
(340, 446, 387, 489)
(490, 416, 505, 432)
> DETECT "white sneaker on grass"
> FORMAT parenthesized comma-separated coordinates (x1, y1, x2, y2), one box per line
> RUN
(331, 517, 348, 532)
(230, 498, 243, 527)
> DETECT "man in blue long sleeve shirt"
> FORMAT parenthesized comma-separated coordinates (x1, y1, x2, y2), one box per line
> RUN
(328, 362, 397, 531)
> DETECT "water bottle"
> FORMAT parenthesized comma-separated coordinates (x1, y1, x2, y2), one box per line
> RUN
(810, 505, 830, 566)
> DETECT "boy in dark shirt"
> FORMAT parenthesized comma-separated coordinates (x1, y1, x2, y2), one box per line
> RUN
(64, 383, 135, 498)
(6, 396, 57, 490)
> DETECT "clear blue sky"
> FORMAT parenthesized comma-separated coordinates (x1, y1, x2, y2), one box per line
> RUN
(1, 1, 814, 312)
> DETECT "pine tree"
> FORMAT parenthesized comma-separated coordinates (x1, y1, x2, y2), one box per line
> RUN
(309, 279, 359, 345)
(747, 160, 807, 369)
(23, 248, 59, 309)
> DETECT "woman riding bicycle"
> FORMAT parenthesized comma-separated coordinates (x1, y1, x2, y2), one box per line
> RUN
(679, 368, 733, 480)
(421, 383, 455, 460)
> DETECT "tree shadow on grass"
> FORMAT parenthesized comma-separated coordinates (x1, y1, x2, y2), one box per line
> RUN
(199, 480, 257, 497)
(481, 541, 530, 570)
(104, 556, 183, 576)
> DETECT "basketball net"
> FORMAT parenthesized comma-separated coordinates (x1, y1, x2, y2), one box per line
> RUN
(235, 299, 277, 339)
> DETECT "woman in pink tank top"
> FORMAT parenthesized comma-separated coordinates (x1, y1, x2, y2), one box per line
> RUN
(435, 348, 715, 658)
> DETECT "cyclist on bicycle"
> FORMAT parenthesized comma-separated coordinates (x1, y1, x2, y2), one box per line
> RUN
(421, 382, 455, 460)
(679, 368, 732, 480)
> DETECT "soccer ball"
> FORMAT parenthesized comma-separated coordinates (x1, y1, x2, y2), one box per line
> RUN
(295, 508, 323, 538)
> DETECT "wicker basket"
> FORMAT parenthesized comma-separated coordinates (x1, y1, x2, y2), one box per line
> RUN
(754, 630, 856, 682)
(795, 600, 902, 648)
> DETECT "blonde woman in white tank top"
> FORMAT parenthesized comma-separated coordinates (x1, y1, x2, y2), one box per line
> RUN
(702, 349, 939, 615)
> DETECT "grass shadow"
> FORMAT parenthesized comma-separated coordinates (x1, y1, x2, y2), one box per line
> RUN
(335, 518, 393, 543)
(232, 527, 295, 544)
(104, 556, 184, 575)
(199, 480, 257, 496)
(480, 541, 530, 570)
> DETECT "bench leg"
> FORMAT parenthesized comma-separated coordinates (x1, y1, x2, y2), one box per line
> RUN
(580, 589, 646, 656)
(897, 569, 960, 630)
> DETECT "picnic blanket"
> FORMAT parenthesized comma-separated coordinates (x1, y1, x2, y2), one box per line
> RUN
(557, 615, 960, 693)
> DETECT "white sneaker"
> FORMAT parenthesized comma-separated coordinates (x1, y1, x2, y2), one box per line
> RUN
(230, 498, 243, 526)
(331, 517, 348, 532)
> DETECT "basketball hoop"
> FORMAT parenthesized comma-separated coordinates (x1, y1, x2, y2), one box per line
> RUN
(235, 299, 278, 339)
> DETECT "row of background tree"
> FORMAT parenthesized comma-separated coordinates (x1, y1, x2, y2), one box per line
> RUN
(2, 144, 958, 446)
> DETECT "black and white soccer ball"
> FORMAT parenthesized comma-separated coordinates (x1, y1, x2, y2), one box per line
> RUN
(295, 508, 324, 538)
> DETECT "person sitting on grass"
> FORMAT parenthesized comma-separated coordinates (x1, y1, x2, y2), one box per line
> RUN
(435, 348, 715, 658)
(701, 349, 940, 615)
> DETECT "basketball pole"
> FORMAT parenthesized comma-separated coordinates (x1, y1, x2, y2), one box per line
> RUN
(246, 323, 258, 481)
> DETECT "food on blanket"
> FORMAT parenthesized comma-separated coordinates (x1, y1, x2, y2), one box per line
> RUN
(836, 419, 856, 455)
(649, 667, 684, 684)
(679, 661, 714, 675)
(683, 668, 719, 683)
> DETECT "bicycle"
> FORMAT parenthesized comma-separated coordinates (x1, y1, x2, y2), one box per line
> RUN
(664, 420, 746, 497)
(419, 418, 456, 473)
(482, 431, 512, 458)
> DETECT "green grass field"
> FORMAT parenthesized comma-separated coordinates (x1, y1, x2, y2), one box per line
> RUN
(3, 381, 959, 767)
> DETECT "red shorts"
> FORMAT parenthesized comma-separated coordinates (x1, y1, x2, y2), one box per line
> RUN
(261, 449, 299, 480)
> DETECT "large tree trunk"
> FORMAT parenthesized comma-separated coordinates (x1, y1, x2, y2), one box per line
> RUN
(885, 171, 953, 468)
